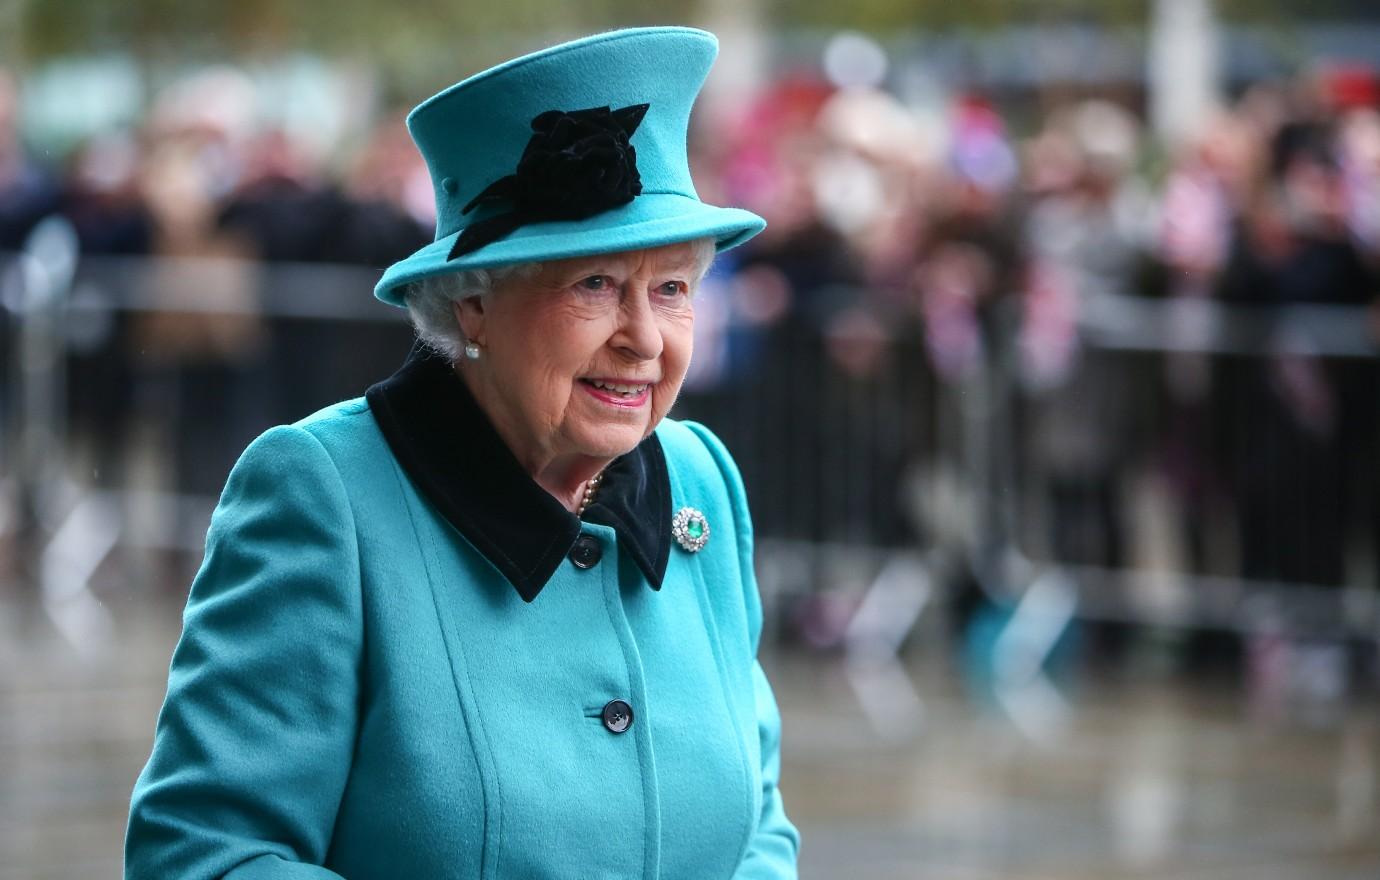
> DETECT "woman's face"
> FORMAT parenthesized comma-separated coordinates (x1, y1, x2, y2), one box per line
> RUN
(457, 241, 703, 472)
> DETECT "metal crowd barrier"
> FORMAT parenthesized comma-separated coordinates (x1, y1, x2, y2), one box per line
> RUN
(2, 238, 1378, 736)
(1, 233, 412, 654)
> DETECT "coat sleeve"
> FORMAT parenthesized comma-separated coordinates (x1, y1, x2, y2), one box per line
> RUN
(125, 425, 361, 880)
(683, 422, 802, 879)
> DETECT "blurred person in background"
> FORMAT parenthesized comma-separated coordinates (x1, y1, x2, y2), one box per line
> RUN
(1337, 105, 1380, 591)
(217, 127, 342, 263)
(57, 129, 153, 489)
(218, 121, 429, 421)
(125, 27, 798, 879)
(802, 85, 925, 548)
(1019, 100, 1154, 571)
(1154, 109, 1257, 575)
(341, 109, 437, 257)
(914, 98, 1023, 375)
(62, 130, 155, 256)
(912, 94, 1024, 581)
(712, 75, 867, 551)
(0, 68, 59, 468)
(1339, 106, 1380, 263)
(1218, 116, 1379, 590)
(128, 67, 267, 510)
(218, 120, 430, 267)
(0, 68, 61, 249)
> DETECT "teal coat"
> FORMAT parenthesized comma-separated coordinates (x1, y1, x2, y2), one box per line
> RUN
(125, 353, 799, 879)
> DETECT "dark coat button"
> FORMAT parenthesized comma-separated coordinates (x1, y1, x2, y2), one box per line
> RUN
(569, 534, 602, 569)
(602, 699, 634, 734)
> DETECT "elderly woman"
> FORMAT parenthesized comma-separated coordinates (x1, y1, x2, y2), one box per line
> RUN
(125, 27, 799, 880)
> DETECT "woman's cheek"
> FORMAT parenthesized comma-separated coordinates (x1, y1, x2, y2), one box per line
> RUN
(652, 374, 684, 422)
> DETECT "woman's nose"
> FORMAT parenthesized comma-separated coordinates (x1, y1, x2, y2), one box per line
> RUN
(612, 291, 663, 361)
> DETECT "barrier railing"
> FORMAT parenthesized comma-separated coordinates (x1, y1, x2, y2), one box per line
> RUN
(2, 242, 1377, 721)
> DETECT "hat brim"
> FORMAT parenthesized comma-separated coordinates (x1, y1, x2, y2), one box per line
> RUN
(375, 193, 765, 307)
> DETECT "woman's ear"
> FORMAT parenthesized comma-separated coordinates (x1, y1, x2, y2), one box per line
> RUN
(453, 295, 486, 347)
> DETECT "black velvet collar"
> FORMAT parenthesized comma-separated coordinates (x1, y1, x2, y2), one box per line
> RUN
(365, 346, 671, 602)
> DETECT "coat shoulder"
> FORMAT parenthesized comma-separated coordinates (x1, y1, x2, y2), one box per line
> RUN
(293, 396, 379, 448)
(655, 418, 749, 514)
(220, 397, 402, 521)
(281, 396, 396, 479)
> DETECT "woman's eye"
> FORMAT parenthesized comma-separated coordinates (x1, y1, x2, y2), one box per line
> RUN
(579, 275, 608, 291)
(659, 280, 688, 297)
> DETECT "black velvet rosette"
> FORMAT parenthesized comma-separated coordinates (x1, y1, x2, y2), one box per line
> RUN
(447, 103, 649, 260)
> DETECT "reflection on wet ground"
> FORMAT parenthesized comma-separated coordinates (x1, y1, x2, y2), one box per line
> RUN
(1, 600, 1376, 880)
(777, 652, 1379, 880)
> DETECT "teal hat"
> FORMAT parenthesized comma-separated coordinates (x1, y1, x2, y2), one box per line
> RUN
(374, 26, 766, 307)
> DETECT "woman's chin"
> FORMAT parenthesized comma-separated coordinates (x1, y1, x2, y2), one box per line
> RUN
(564, 418, 653, 462)
(564, 387, 662, 457)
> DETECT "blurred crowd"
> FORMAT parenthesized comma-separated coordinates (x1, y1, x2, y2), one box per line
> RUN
(1, 66, 434, 497)
(691, 63, 1380, 605)
(3, 57, 1380, 620)
(0, 67, 432, 266)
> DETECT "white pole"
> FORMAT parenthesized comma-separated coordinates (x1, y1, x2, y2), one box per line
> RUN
(1148, 0, 1222, 149)
(696, 0, 769, 133)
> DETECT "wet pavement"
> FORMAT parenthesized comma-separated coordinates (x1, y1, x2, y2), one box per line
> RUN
(776, 653, 1379, 880)
(1, 598, 1376, 880)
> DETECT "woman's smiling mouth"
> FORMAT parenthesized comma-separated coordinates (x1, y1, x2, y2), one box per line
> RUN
(579, 378, 652, 406)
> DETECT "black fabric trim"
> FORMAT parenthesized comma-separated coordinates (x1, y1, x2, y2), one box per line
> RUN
(581, 431, 671, 592)
(365, 344, 670, 602)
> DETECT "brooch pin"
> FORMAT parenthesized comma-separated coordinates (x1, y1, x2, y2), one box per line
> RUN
(671, 507, 710, 553)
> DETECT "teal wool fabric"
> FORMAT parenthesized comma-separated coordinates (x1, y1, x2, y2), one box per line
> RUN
(125, 402, 799, 879)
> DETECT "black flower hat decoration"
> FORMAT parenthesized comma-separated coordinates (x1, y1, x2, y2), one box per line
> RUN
(447, 103, 650, 260)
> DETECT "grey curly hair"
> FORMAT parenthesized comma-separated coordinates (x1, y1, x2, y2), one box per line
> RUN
(403, 238, 718, 361)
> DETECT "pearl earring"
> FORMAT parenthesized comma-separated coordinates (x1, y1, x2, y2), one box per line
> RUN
(464, 342, 481, 360)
